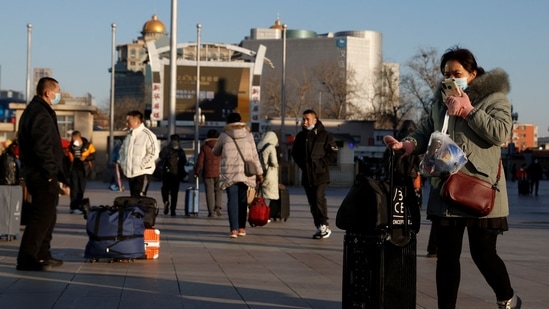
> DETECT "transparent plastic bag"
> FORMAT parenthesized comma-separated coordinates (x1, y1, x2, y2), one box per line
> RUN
(420, 131, 467, 177)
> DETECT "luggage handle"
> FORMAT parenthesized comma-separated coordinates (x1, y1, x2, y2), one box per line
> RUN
(387, 150, 412, 246)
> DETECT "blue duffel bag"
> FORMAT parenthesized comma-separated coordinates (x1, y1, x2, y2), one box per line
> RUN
(84, 205, 145, 260)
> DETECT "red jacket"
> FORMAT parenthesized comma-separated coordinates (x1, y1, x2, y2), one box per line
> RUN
(194, 138, 221, 178)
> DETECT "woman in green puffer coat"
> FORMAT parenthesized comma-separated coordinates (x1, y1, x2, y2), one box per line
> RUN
(383, 47, 521, 309)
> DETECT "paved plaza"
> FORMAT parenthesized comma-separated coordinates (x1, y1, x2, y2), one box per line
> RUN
(1, 179, 548, 308)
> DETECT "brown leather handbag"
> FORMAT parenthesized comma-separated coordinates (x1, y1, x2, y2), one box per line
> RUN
(441, 161, 501, 216)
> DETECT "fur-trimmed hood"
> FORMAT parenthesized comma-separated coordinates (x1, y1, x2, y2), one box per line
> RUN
(222, 122, 250, 140)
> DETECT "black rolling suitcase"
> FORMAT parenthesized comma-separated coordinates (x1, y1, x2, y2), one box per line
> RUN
(269, 184, 290, 222)
(339, 151, 416, 308)
(113, 196, 158, 228)
(518, 179, 529, 195)
(342, 231, 416, 308)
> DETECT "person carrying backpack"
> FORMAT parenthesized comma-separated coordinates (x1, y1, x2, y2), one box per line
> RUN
(160, 134, 187, 216)
(0, 139, 20, 185)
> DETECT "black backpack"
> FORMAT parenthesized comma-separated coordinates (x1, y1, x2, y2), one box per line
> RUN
(162, 147, 187, 179)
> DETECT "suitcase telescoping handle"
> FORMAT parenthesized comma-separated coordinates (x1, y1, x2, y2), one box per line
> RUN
(387, 150, 412, 246)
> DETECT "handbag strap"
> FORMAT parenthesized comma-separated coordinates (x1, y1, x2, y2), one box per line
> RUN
(227, 133, 246, 163)
(493, 160, 502, 191)
(441, 112, 450, 134)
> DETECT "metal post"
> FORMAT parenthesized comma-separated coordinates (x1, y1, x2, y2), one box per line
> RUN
(280, 24, 287, 161)
(194, 23, 202, 190)
(168, 0, 178, 136)
(109, 23, 116, 163)
(318, 91, 322, 119)
(25, 23, 32, 104)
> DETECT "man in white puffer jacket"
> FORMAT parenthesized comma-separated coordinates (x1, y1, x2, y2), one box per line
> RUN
(119, 110, 159, 197)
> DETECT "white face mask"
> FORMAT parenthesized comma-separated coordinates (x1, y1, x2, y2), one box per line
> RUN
(73, 140, 80, 147)
(51, 92, 62, 105)
(453, 77, 469, 90)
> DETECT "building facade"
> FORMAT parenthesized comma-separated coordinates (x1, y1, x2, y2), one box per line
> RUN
(240, 18, 385, 119)
(112, 14, 167, 102)
(507, 123, 538, 152)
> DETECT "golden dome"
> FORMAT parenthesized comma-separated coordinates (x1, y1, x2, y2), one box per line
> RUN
(142, 14, 165, 34)
(269, 17, 283, 30)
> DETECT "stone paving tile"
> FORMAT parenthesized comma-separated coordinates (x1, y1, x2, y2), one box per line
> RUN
(0, 179, 548, 308)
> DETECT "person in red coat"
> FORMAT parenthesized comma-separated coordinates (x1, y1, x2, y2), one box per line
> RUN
(194, 129, 223, 217)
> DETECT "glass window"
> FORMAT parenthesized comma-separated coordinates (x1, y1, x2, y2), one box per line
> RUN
(57, 115, 74, 139)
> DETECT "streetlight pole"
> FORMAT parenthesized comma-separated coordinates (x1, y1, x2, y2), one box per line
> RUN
(109, 23, 116, 163)
(168, 0, 178, 136)
(280, 24, 287, 161)
(25, 23, 32, 104)
(194, 23, 202, 190)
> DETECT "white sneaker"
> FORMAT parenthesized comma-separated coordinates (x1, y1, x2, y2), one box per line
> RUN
(313, 225, 331, 239)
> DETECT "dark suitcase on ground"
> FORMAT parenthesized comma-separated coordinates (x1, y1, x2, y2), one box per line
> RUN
(185, 187, 199, 216)
(113, 196, 158, 228)
(341, 151, 416, 308)
(518, 179, 529, 195)
(84, 205, 145, 261)
(0, 185, 22, 240)
(269, 184, 290, 222)
(342, 231, 417, 308)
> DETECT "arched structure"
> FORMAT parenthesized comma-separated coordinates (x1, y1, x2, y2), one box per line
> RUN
(146, 38, 272, 131)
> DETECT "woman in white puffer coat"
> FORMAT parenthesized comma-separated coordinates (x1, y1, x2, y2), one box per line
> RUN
(257, 131, 279, 204)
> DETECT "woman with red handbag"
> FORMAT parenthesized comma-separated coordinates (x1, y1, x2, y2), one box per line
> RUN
(383, 47, 521, 309)
(213, 113, 263, 238)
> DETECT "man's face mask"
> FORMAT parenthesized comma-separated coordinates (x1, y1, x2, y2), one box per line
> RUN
(51, 92, 62, 105)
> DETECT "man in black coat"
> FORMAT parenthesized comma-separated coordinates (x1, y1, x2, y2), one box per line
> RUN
(159, 134, 187, 216)
(16, 77, 68, 271)
(292, 109, 338, 239)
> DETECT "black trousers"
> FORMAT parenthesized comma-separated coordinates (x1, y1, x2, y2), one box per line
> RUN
(435, 220, 514, 308)
(303, 183, 329, 227)
(69, 168, 87, 210)
(17, 173, 59, 264)
(161, 173, 180, 212)
(128, 174, 151, 197)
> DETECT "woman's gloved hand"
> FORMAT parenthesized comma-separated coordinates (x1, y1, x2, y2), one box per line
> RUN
(383, 135, 415, 156)
(446, 91, 474, 118)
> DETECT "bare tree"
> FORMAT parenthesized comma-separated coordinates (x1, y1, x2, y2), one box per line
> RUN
(365, 63, 416, 131)
(285, 68, 315, 118)
(110, 96, 145, 130)
(315, 60, 361, 119)
(260, 60, 361, 120)
(401, 47, 441, 117)
(260, 73, 282, 118)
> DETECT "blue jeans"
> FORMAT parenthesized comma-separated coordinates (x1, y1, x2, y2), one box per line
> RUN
(226, 182, 248, 231)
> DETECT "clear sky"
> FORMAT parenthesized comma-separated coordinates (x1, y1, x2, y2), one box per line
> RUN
(1, 0, 547, 135)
